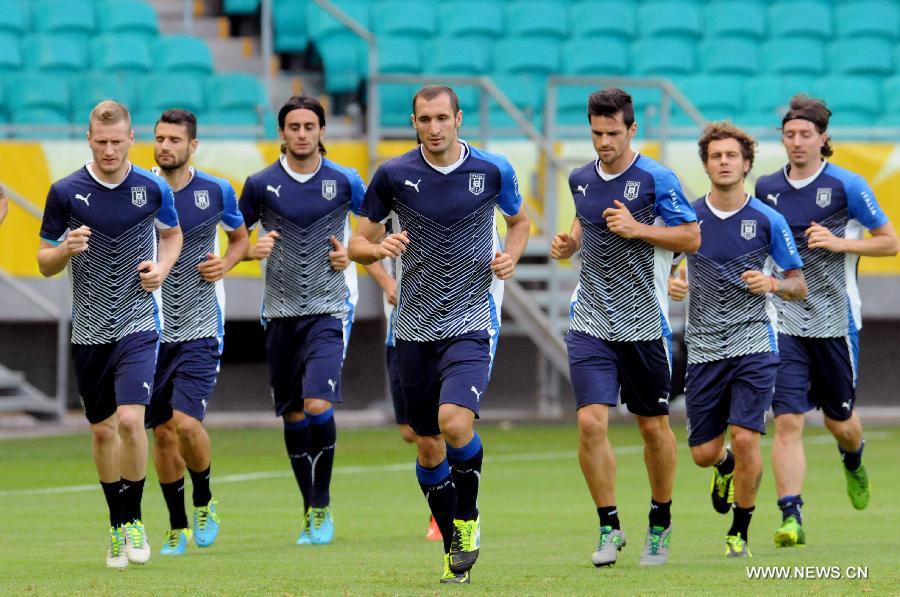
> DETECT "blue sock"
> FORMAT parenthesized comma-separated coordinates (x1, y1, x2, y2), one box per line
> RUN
(307, 408, 336, 508)
(839, 439, 864, 472)
(446, 432, 483, 521)
(417, 459, 456, 553)
(777, 494, 803, 524)
(283, 418, 311, 512)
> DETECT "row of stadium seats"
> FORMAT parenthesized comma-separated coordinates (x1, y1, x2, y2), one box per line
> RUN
(0, 72, 272, 139)
(0, 0, 159, 43)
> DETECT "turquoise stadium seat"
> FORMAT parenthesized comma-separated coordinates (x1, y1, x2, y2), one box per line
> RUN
(882, 77, 900, 114)
(154, 35, 214, 76)
(768, 2, 832, 40)
(95, 0, 159, 45)
(703, 1, 766, 40)
(317, 35, 363, 93)
(0, 33, 21, 72)
(439, 1, 503, 41)
(763, 40, 825, 76)
(561, 38, 628, 75)
(134, 74, 205, 121)
(307, 0, 368, 43)
(273, 0, 308, 53)
(632, 38, 696, 76)
(68, 72, 133, 121)
(554, 84, 595, 127)
(672, 75, 745, 124)
(737, 75, 811, 126)
(371, 2, 436, 38)
(426, 39, 490, 74)
(505, 2, 569, 41)
(4, 72, 70, 137)
(493, 39, 559, 76)
(489, 73, 544, 133)
(835, 1, 899, 40)
(454, 85, 484, 131)
(21, 34, 88, 73)
(32, 0, 95, 46)
(812, 76, 880, 125)
(0, 0, 27, 36)
(828, 39, 893, 76)
(204, 110, 262, 139)
(223, 0, 260, 15)
(90, 35, 152, 75)
(370, 38, 421, 75)
(206, 73, 268, 112)
(699, 38, 759, 76)
(570, 2, 636, 39)
(378, 83, 416, 128)
(637, 1, 702, 39)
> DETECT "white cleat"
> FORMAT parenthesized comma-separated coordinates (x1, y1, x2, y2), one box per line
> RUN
(123, 520, 151, 564)
(106, 526, 128, 568)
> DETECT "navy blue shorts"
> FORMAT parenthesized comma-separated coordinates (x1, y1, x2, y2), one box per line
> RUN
(146, 337, 221, 428)
(685, 351, 778, 447)
(395, 330, 492, 437)
(565, 331, 672, 416)
(773, 333, 858, 422)
(71, 330, 159, 424)
(265, 314, 347, 417)
(386, 345, 408, 425)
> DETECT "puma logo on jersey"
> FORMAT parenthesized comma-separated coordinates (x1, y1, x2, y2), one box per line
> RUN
(404, 179, 421, 193)
(328, 379, 337, 393)
(142, 382, 152, 395)
(576, 184, 588, 196)
(75, 193, 91, 206)
(266, 184, 281, 197)
(470, 386, 483, 402)
(767, 193, 780, 205)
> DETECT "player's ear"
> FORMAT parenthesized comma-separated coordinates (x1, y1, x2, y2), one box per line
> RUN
(319, 124, 326, 142)
(628, 120, 637, 138)
(455, 109, 463, 129)
(189, 137, 199, 155)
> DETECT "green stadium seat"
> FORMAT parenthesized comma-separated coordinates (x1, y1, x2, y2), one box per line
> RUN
(882, 76, 900, 114)
(493, 39, 559, 76)
(672, 75, 745, 124)
(95, 0, 159, 45)
(835, 1, 899, 40)
(554, 84, 595, 127)
(4, 73, 70, 134)
(812, 76, 881, 124)
(426, 39, 490, 74)
(632, 38, 696, 76)
(154, 35, 215, 76)
(32, 0, 96, 46)
(637, 1, 702, 39)
(370, 38, 421, 75)
(505, 2, 569, 41)
(699, 38, 760, 76)
(0, 0, 27, 36)
(439, 1, 503, 41)
(763, 40, 825, 76)
(273, 0, 308, 53)
(316, 34, 363, 93)
(489, 74, 544, 134)
(378, 83, 416, 128)
(371, 2, 436, 38)
(306, 0, 369, 43)
(204, 110, 262, 139)
(135, 73, 205, 119)
(561, 38, 628, 75)
(21, 34, 89, 73)
(703, 1, 766, 40)
(828, 39, 893, 76)
(0, 33, 21, 73)
(68, 72, 134, 121)
(206, 73, 268, 113)
(454, 84, 483, 131)
(223, 0, 260, 15)
(768, 2, 832, 40)
(736, 75, 811, 126)
(89, 35, 152, 75)
(570, 2, 636, 39)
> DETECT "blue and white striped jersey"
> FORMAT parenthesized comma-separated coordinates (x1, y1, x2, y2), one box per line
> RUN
(40, 162, 178, 345)
(567, 154, 696, 342)
(239, 155, 365, 324)
(155, 167, 244, 344)
(684, 195, 803, 364)
(756, 162, 889, 338)
(361, 142, 523, 342)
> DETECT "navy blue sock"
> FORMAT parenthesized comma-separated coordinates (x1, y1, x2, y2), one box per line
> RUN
(597, 506, 620, 530)
(188, 465, 212, 508)
(839, 439, 864, 472)
(308, 408, 336, 508)
(417, 459, 457, 553)
(447, 432, 483, 521)
(283, 418, 311, 512)
(716, 448, 735, 476)
(728, 504, 755, 541)
(100, 480, 123, 527)
(777, 494, 803, 524)
(120, 477, 145, 523)
(160, 478, 188, 529)
(649, 498, 672, 529)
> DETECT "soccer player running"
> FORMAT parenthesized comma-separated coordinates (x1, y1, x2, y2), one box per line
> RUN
(550, 87, 699, 567)
(669, 122, 806, 558)
(149, 109, 249, 555)
(349, 85, 529, 584)
(755, 95, 898, 547)
(240, 96, 365, 545)
(36, 100, 182, 567)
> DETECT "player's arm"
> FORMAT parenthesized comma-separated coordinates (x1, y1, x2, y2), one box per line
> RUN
(197, 225, 250, 282)
(550, 218, 583, 260)
(348, 216, 409, 265)
(805, 220, 898, 257)
(37, 229, 91, 277)
(603, 198, 700, 252)
(139, 226, 183, 292)
(491, 206, 530, 280)
(364, 261, 397, 305)
(741, 269, 807, 301)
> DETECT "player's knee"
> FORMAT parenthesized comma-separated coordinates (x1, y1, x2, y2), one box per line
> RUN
(115, 407, 145, 435)
(730, 427, 760, 458)
(399, 424, 416, 444)
(90, 418, 118, 444)
(153, 421, 178, 448)
(416, 434, 445, 466)
(636, 415, 669, 443)
(174, 416, 203, 442)
(690, 444, 720, 467)
(774, 413, 804, 439)
(577, 409, 608, 442)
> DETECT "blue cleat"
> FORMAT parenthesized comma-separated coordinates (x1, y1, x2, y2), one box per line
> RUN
(160, 528, 191, 555)
(193, 499, 220, 548)
(309, 507, 334, 545)
(297, 512, 312, 545)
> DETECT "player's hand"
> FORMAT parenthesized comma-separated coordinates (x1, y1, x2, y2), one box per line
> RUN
(197, 252, 225, 282)
(668, 267, 689, 301)
(805, 221, 844, 253)
(550, 232, 578, 260)
(602, 200, 642, 239)
(376, 230, 410, 259)
(138, 260, 165, 292)
(741, 270, 776, 295)
(384, 277, 398, 306)
(491, 250, 516, 279)
(329, 235, 350, 271)
(249, 230, 279, 260)
(63, 225, 91, 257)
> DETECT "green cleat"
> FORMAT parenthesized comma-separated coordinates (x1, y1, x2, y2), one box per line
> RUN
(106, 526, 127, 568)
(440, 553, 471, 584)
(774, 516, 805, 548)
(639, 525, 671, 566)
(844, 461, 870, 510)
(710, 468, 735, 514)
(591, 526, 626, 567)
(449, 516, 480, 573)
(725, 534, 751, 558)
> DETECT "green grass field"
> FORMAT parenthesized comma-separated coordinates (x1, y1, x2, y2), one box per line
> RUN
(0, 423, 896, 595)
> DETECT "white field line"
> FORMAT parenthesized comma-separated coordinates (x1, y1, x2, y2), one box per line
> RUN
(0, 431, 890, 498)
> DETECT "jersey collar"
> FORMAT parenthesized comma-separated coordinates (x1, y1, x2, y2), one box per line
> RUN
(85, 161, 132, 189)
(594, 152, 639, 181)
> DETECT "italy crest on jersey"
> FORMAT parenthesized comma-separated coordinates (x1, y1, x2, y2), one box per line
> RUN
(469, 173, 485, 195)
(322, 179, 337, 200)
(816, 187, 832, 208)
(194, 189, 209, 209)
(624, 180, 640, 201)
(741, 219, 757, 240)
(131, 186, 147, 207)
